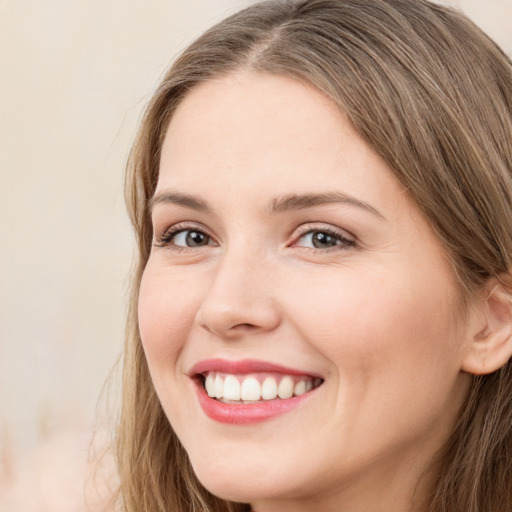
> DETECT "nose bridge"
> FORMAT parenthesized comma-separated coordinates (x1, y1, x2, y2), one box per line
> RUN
(195, 241, 280, 337)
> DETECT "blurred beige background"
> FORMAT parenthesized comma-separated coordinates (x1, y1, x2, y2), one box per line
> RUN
(0, 0, 510, 510)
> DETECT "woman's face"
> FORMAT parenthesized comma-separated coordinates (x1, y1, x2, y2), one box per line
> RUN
(139, 72, 475, 511)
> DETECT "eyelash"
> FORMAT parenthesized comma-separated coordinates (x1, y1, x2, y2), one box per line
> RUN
(153, 223, 356, 253)
(153, 222, 212, 251)
(292, 225, 356, 252)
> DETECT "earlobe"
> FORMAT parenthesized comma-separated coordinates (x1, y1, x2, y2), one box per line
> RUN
(461, 279, 512, 375)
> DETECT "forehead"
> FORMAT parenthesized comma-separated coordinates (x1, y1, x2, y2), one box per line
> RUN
(162, 72, 346, 172)
(159, 72, 404, 216)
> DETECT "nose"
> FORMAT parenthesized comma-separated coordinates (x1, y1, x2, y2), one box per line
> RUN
(195, 249, 281, 339)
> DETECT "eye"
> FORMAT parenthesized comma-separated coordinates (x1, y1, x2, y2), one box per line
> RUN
(154, 224, 216, 250)
(294, 228, 355, 250)
(173, 229, 211, 247)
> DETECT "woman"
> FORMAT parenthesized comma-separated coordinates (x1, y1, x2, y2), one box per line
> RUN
(116, 1, 512, 511)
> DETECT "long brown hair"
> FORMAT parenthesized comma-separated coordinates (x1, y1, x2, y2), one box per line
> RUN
(117, 1, 512, 511)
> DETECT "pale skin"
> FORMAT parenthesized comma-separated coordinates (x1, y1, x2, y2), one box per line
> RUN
(138, 71, 512, 512)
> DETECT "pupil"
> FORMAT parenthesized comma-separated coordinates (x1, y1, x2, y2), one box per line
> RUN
(313, 232, 337, 248)
(186, 231, 208, 247)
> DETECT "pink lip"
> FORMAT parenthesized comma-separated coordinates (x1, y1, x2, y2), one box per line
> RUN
(189, 358, 323, 378)
(189, 358, 323, 425)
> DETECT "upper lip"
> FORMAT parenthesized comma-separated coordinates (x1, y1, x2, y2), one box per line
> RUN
(189, 358, 324, 378)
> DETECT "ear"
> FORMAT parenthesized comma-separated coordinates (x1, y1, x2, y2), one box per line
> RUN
(462, 278, 512, 375)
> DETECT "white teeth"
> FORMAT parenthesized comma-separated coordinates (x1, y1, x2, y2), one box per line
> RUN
(261, 377, 278, 400)
(294, 380, 307, 396)
(223, 375, 241, 400)
(277, 376, 294, 399)
(241, 376, 261, 401)
(214, 374, 224, 398)
(205, 374, 215, 397)
(202, 372, 321, 402)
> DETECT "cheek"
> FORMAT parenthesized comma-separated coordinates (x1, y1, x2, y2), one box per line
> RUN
(282, 266, 468, 462)
(285, 265, 462, 385)
(138, 264, 200, 370)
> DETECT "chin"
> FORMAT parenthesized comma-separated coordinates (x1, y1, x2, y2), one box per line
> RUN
(190, 456, 300, 505)
(194, 472, 265, 504)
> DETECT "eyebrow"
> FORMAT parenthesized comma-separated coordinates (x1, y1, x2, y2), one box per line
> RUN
(148, 190, 384, 219)
(147, 191, 211, 213)
(269, 192, 385, 219)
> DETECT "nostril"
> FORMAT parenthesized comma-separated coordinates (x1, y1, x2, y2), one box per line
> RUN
(196, 296, 281, 338)
(235, 323, 257, 329)
(229, 323, 263, 334)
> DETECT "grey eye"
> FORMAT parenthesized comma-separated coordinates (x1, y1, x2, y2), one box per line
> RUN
(297, 231, 342, 249)
(174, 230, 211, 247)
(310, 231, 340, 248)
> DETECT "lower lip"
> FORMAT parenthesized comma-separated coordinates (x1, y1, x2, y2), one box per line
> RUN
(194, 379, 317, 425)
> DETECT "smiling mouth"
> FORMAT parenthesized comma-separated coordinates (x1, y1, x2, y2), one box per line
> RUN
(199, 372, 324, 404)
